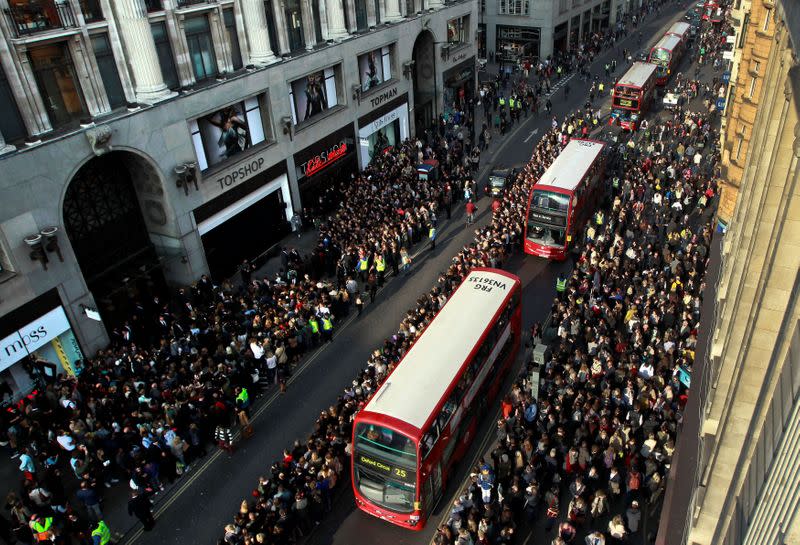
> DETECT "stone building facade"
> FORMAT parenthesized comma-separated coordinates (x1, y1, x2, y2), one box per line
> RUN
(0, 0, 478, 396)
(717, 0, 775, 230)
(656, 1, 800, 544)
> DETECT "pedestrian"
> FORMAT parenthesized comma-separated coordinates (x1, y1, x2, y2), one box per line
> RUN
(127, 491, 155, 531)
(400, 247, 412, 275)
(466, 200, 477, 225)
(555, 273, 567, 300)
(428, 223, 437, 250)
(355, 293, 364, 315)
(91, 520, 113, 545)
(625, 500, 641, 534)
(76, 480, 103, 522)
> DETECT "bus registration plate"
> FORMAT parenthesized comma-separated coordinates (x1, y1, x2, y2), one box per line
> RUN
(619, 98, 633, 107)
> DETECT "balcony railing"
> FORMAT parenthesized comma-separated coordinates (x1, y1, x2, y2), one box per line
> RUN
(5, 0, 103, 37)
(175, 0, 207, 7)
(5, 0, 76, 36)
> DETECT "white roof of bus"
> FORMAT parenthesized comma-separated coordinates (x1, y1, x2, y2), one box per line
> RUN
(617, 62, 657, 88)
(653, 34, 682, 52)
(362, 269, 514, 431)
(535, 139, 605, 192)
(668, 22, 691, 37)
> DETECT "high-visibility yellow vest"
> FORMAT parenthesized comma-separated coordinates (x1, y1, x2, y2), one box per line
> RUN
(236, 388, 249, 404)
(556, 278, 567, 292)
(310, 319, 319, 334)
(92, 521, 112, 545)
(499, 98, 506, 106)
(429, 227, 437, 239)
(509, 98, 515, 109)
(322, 317, 333, 331)
(30, 518, 52, 542)
(375, 256, 385, 272)
(358, 258, 368, 271)
(598, 83, 605, 92)
(596, 211, 604, 225)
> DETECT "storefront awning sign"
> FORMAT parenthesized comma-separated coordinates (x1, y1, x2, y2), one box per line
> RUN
(0, 307, 72, 371)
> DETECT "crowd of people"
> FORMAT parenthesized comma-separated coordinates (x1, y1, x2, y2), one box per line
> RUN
(434, 24, 725, 545)
(0, 1, 719, 544)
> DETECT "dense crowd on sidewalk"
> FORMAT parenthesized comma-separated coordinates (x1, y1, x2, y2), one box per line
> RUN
(0, 2, 701, 544)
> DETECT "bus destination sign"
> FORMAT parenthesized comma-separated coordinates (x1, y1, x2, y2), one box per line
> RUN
(357, 453, 417, 485)
(529, 211, 566, 227)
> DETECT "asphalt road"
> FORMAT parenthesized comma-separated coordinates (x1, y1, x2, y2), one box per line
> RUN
(104, 4, 698, 545)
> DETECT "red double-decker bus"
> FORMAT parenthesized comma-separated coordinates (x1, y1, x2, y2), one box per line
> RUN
(610, 62, 657, 131)
(352, 268, 522, 529)
(524, 139, 606, 260)
(702, 0, 723, 23)
(648, 33, 686, 85)
(667, 21, 692, 42)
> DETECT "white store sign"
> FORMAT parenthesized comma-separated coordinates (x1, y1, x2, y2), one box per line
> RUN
(0, 306, 72, 371)
(357, 104, 409, 169)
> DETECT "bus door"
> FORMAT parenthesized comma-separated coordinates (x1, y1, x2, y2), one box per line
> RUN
(423, 463, 443, 514)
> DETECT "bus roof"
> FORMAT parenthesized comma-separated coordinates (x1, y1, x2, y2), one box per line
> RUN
(616, 62, 657, 88)
(652, 34, 682, 53)
(668, 21, 691, 38)
(535, 139, 606, 192)
(362, 269, 517, 431)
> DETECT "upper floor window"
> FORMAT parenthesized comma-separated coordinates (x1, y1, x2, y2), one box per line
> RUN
(91, 33, 125, 109)
(223, 8, 243, 71)
(447, 15, 469, 45)
(190, 94, 273, 171)
(0, 67, 26, 144)
(185, 15, 218, 81)
(28, 42, 88, 129)
(289, 66, 339, 125)
(151, 22, 180, 89)
(498, 0, 529, 15)
(762, 9, 771, 32)
(358, 45, 392, 92)
(284, 0, 305, 52)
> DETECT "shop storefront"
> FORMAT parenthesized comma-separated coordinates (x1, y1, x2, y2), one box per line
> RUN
(194, 156, 292, 280)
(357, 92, 409, 170)
(0, 290, 84, 398)
(294, 124, 357, 214)
(443, 58, 476, 120)
(496, 25, 541, 66)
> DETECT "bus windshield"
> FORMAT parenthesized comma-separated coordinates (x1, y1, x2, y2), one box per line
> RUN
(354, 423, 417, 513)
(530, 190, 569, 213)
(650, 48, 670, 63)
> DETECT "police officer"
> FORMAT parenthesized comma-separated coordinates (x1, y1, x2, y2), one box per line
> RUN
(29, 514, 54, 543)
(375, 254, 386, 286)
(308, 315, 321, 347)
(91, 520, 113, 545)
(321, 315, 334, 343)
(555, 273, 567, 301)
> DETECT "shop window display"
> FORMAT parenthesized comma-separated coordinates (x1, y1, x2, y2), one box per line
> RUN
(289, 67, 339, 125)
(190, 95, 269, 171)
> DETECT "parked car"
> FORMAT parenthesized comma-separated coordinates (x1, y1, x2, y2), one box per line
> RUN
(663, 92, 679, 109)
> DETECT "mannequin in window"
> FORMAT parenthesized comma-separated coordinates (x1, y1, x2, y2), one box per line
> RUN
(207, 105, 248, 159)
(304, 75, 328, 120)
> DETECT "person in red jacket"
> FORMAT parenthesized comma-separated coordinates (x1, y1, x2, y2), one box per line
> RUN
(465, 200, 477, 225)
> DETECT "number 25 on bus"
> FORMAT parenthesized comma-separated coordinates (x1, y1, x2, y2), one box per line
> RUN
(352, 268, 522, 529)
(524, 139, 607, 260)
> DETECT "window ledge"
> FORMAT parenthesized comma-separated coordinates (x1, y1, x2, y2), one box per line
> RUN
(294, 104, 347, 133)
(360, 78, 399, 100)
(0, 270, 17, 285)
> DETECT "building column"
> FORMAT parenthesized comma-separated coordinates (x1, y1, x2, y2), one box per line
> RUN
(270, 0, 290, 55)
(0, 130, 16, 155)
(384, 0, 401, 21)
(366, 0, 376, 27)
(428, 0, 444, 8)
(325, 0, 349, 41)
(111, 0, 172, 103)
(300, 0, 317, 50)
(239, 0, 277, 64)
(344, 0, 357, 33)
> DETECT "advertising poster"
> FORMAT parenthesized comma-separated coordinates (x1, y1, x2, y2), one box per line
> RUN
(290, 71, 329, 123)
(197, 102, 250, 167)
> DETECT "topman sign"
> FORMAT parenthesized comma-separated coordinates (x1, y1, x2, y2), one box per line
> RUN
(368, 86, 398, 108)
